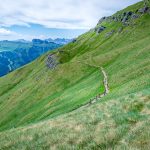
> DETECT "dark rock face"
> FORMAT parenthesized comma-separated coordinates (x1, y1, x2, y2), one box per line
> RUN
(97, 17, 107, 25)
(46, 54, 58, 69)
(131, 14, 139, 19)
(98, 16, 115, 24)
(95, 26, 106, 34)
(138, 6, 149, 13)
(113, 16, 119, 22)
(122, 16, 128, 23)
(127, 11, 133, 16)
(96, 1, 150, 28)
(105, 30, 115, 38)
(118, 27, 123, 33)
(72, 39, 77, 43)
(122, 11, 133, 23)
(93, 1, 150, 38)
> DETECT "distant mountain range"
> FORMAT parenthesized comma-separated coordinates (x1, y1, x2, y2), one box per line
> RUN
(46, 38, 73, 45)
(0, 38, 72, 76)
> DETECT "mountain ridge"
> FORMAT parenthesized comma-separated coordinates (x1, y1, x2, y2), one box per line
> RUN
(0, 1, 150, 149)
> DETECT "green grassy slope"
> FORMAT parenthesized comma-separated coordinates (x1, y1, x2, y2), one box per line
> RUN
(0, 89, 149, 149)
(0, 1, 150, 149)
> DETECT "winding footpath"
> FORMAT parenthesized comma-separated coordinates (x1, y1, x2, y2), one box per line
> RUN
(88, 67, 109, 105)
(101, 67, 109, 95)
(77, 61, 109, 108)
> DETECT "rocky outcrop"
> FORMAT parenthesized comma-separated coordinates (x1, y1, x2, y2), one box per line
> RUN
(97, 16, 113, 25)
(97, 17, 107, 24)
(96, 2, 150, 28)
(122, 11, 133, 23)
(131, 14, 139, 19)
(138, 6, 150, 13)
(72, 39, 77, 43)
(118, 27, 123, 33)
(95, 26, 106, 34)
(105, 30, 115, 38)
(46, 54, 58, 69)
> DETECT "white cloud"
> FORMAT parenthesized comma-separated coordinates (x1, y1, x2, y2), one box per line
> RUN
(0, 0, 141, 29)
(0, 28, 16, 36)
(0, 27, 48, 40)
(0, 28, 22, 40)
(0, 28, 14, 35)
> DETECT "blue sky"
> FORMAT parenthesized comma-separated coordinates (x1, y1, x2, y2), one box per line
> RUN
(0, 0, 141, 40)
(5, 24, 87, 40)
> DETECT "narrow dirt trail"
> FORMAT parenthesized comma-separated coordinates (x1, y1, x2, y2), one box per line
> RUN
(76, 61, 109, 107)
(101, 67, 109, 95)
(88, 67, 109, 105)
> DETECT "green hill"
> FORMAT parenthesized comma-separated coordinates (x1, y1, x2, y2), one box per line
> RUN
(0, 1, 150, 149)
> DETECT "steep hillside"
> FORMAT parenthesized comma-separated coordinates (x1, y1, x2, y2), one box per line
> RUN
(0, 1, 150, 149)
